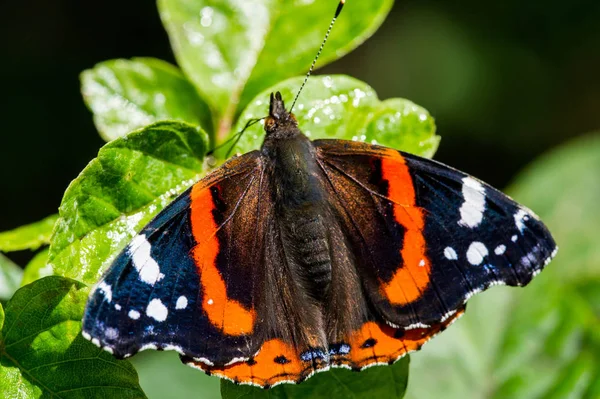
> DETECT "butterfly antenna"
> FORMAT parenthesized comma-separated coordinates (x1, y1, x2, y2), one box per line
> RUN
(224, 118, 264, 159)
(289, 0, 346, 113)
(207, 118, 264, 158)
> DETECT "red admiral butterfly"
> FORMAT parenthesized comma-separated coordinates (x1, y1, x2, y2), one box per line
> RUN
(82, 1, 557, 389)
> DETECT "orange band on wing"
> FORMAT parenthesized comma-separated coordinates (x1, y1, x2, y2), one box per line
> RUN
(339, 310, 464, 369)
(380, 151, 431, 305)
(186, 339, 318, 387)
(190, 184, 255, 336)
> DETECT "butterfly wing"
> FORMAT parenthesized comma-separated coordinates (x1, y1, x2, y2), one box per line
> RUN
(315, 139, 557, 329)
(83, 150, 330, 385)
(180, 210, 333, 387)
(83, 152, 271, 365)
(330, 307, 465, 370)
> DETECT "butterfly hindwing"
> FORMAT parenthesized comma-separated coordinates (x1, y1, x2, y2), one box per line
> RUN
(315, 139, 557, 328)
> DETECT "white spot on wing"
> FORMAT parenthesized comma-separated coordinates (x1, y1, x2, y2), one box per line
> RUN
(419, 259, 426, 267)
(146, 298, 168, 322)
(191, 357, 215, 366)
(458, 177, 486, 228)
(511, 235, 518, 242)
(225, 356, 251, 366)
(207, 299, 214, 305)
(494, 245, 506, 255)
(128, 234, 164, 285)
(444, 247, 458, 260)
(514, 209, 529, 232)
(128, 310, 141, 320)
(104, 327, 119, 340)
(440, 309, 457, 322)
(176, 296, 188, 310)
(466, 242, 488, 265)
(96, 281, 112, 302)
(115, 304, 122, 311)
(163, 344, 186, 356)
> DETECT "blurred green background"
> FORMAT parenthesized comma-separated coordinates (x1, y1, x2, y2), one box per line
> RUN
(1, 1, 599, 398)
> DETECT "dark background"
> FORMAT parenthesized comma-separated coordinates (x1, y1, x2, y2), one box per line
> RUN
(1, 0, 599, 239)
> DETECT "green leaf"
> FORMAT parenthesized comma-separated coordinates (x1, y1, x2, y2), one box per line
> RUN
(405, 133, 600, 399)
(362, 98, 439, 159)
(239, 0, 394, 112)
(0, 276, 146, 398)
(21, 249, 52, 287)
(158, 0, 277, 128)
(221, 357, 409, 399)
(48, 121, 208, 285)
(131, 351, 221, 399)
(229, 75, 438, 158)
(158, 0, 392, 137)
(0, 214, 58, 252)
(0, 254, 22, 301)
(81, 57, 212, 141)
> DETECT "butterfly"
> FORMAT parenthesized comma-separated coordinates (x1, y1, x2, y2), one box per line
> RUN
(82, 91, 557, 388)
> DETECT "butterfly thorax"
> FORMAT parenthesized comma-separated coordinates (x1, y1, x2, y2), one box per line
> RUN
(261, 92, 333, 300)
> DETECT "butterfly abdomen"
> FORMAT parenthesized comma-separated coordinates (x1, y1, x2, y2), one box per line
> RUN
(266, 132, 334, 299)
(290, 214, 332, 299)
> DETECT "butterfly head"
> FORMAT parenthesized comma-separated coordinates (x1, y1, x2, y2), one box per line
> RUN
(265, 92, 298, 136)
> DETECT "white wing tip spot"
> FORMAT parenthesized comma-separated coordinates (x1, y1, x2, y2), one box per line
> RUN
(466, 242, 488, 265)
(494, 244, 506, 255)
(458, 176, 486, 228)
(115, 304, 122, 311)
(511, 235, 518, 242)
(128, 309, 141, 320)
(129, 235, 164, 286)
(129, 234, 147, 251)
(514, 209, 529, 232)
(104, 327, 119, 340)
(146, 298, 169, 322)
(176, 295, 188, 310)
(96, 281, 113, 302)
(444, 247, 458, 260)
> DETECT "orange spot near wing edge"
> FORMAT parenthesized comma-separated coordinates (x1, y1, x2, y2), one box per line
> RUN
(185, 339, 314, 387)
(341, 309, 464, 369)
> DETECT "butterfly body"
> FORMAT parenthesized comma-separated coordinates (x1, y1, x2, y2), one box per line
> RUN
(83, 91, 557, 388)
(263, 97, 337, 300)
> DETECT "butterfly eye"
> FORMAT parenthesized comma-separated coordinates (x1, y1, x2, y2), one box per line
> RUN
(265, 116, 277, 132)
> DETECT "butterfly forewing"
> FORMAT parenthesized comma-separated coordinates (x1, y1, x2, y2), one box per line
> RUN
(83, 152, 272, 365)
(315, 139, 557, 328)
